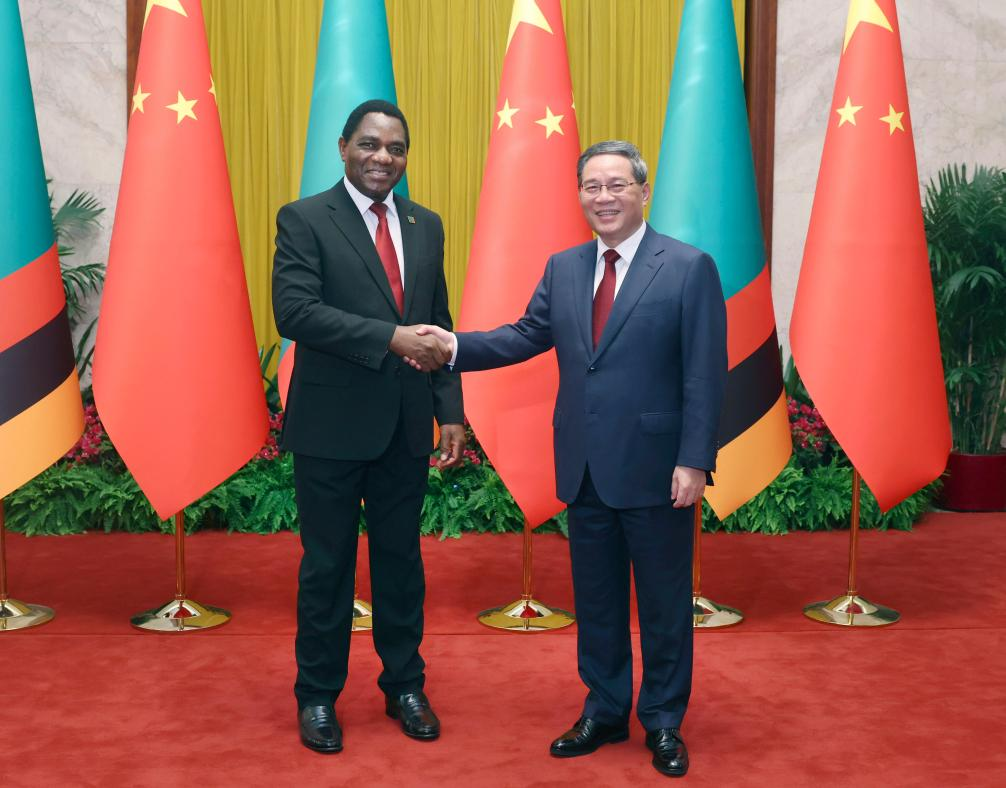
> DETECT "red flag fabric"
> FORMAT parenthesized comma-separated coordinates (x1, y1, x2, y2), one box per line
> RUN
(458, 0, 591, 526)
(790, 0, 950, 511)
(93, 0, 267, 520)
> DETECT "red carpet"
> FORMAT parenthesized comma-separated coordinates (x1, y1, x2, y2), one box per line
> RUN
(2, 512, 1005, 786)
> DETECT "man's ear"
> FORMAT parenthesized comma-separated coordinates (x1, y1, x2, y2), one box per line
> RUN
(338, 137, 347, 162)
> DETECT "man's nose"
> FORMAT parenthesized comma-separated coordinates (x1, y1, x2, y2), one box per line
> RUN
(373, 147, 393, 162)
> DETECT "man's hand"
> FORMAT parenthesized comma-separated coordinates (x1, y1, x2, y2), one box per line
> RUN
(436, 423, 466, 469)
(402, 324, 456, 370)
(389, 325, 450, 371)
(671, 466, 706, 508)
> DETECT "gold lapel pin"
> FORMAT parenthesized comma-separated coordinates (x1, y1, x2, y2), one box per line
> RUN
(407, 215, 416, 224)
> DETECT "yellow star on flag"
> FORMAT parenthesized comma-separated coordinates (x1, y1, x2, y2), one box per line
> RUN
(843, 0, 893, 52)
(836, 96, 863, 127)
(880, 104, 905, 134)
(131, 83, 151, 115)
(496, 99, 519, 129)
(535, 106, 564, 139)
(209, 76, 217, 101)
(166, 91, 197, 124)
(144, 0, 188, 28)
(507, 0, 552, 51)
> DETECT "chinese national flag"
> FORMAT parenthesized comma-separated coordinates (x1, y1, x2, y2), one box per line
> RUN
(458, 0, 591, 527)
(790, 0, 950, 511)
(93, 0, 268, 520)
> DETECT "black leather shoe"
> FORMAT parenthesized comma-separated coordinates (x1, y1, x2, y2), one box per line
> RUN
(645, 728, 688, 777)
(299, 705, 342, 753)
(385, 690, 440, 740)
(549, 717, 629, 758)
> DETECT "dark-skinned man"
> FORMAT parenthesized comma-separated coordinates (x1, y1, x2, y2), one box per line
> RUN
(272, 99, 464, 754)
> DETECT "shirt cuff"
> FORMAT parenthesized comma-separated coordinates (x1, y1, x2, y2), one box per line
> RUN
(448, 333, 458, 368)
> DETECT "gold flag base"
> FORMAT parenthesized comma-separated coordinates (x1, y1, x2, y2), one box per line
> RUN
(0, 598, 55, 631)
(477, 597, 575, 632)
(693, 595, 743, 628)
(803, 593, 899, 627)
(352, 598, 373, 631)
(130, 597, 231, 632)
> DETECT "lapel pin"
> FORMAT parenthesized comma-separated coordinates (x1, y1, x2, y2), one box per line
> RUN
(407, 215, 416, 224)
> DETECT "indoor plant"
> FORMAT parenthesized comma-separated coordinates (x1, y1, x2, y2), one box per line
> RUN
(923, 164, 1006, 510)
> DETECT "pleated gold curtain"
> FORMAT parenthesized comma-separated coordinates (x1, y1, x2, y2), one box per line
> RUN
(204, 0, 744, 354)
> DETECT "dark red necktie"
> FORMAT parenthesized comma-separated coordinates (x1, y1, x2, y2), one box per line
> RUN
(592, 248, 620, 349)
(370, 202, 404, 314)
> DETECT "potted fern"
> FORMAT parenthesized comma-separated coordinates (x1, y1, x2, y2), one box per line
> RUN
(923, 164, 1006, 510)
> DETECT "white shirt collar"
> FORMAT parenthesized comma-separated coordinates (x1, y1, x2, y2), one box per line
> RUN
(596, 220, 647, 264)
(343, 177, 397, 220)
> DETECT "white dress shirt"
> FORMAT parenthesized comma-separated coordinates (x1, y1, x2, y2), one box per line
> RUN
(343, 177, 406, 286)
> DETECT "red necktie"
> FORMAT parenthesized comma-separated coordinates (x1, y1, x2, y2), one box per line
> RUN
(370, 202, 404, 314)
(592, 249, 620, 349)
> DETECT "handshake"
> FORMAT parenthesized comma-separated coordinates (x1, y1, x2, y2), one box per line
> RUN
(389, 324, 455, 372)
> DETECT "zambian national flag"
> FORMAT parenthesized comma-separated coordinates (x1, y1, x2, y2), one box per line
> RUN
(0, 3, 84, 500)
(649, 0, 791, 519)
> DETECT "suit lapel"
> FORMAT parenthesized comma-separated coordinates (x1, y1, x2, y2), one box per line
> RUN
(573, 241, 597, 356)
(326, 180, 402, 318)
(593, 227, 664, 359)
(395, 193, 420, 321)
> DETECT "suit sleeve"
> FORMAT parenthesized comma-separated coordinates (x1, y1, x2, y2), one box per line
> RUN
(428, 217, 465, 424)
(676, 252, 728, 472)
(453, 256, 556, 372)
(272, 203, 395, 371)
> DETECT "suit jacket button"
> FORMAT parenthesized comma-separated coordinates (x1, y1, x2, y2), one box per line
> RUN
(588, 365, 597, 372)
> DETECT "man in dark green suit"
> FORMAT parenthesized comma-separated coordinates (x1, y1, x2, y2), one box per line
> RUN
(272, 100, 464, 754)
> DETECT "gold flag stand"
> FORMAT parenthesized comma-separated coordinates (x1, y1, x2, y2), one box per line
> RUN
(804, 469, 899, 627)
(0, 500, 55, 631)
(352, 574, 372, 631)
(692, 502, 743, 628)
(131, 512, 231, 632)
(477, 518, 574, 631)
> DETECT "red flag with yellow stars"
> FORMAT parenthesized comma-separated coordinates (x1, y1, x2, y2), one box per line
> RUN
(92, 0, 267, 520)
(457, 0, 591, 526)
(790, 0, 950, 511)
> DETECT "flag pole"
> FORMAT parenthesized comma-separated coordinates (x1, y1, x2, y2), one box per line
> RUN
(803, 468, 899, 627)
(0, 500, 55, 631)
(691, 501, 743, 628)
(476, 518, 574, 632)
(130, 511, 231, 632)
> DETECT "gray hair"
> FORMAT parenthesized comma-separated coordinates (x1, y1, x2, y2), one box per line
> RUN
(577, 140, 648, 184)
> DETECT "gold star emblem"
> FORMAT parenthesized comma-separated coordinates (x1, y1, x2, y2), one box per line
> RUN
(166, 91, 198, 124)
(843, 0, 893, 53)
(507, 0, 552, 51)
(209, 75, 217, 101)
(496, 99, 519, 129)
(835, 96, 863, 127)
(144, 0, 188, 28)
(880, 104, 905, 134)
(535, 106, 564, 138)
(131, 83, 151, 115)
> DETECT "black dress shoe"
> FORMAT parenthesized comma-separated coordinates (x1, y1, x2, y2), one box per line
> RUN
(549, 717, 629, 758)
(645, 728, 688, 777)
(385, 690, 440, 740)
(299, 705, 342, 753)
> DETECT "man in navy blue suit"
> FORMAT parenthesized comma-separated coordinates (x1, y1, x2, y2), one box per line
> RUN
(416, 140, 726, 778)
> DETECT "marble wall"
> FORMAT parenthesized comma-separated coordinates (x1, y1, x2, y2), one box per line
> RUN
(773, 0, 1006, 356)
(18, 0, 126, 385)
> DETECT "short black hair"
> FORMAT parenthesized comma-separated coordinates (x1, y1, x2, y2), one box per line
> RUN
(341, 99, 410, 150)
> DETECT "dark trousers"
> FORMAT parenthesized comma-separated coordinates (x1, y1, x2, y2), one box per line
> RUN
(292, 418, 430, 709)
(568, 469, 694, 731)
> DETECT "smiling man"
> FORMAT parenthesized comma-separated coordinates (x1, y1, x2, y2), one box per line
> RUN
(272, 99, 465, 754)
(416, 140, 727, 777)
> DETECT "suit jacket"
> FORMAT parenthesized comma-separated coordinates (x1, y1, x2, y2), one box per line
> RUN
(272, 180, 464, 460)
(454, 225, 727, 509)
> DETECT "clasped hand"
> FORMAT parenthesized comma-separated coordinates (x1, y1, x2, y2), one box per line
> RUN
(390, 325, 452, 372)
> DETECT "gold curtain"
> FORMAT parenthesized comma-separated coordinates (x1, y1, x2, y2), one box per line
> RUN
(204, 0, 744, 354)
